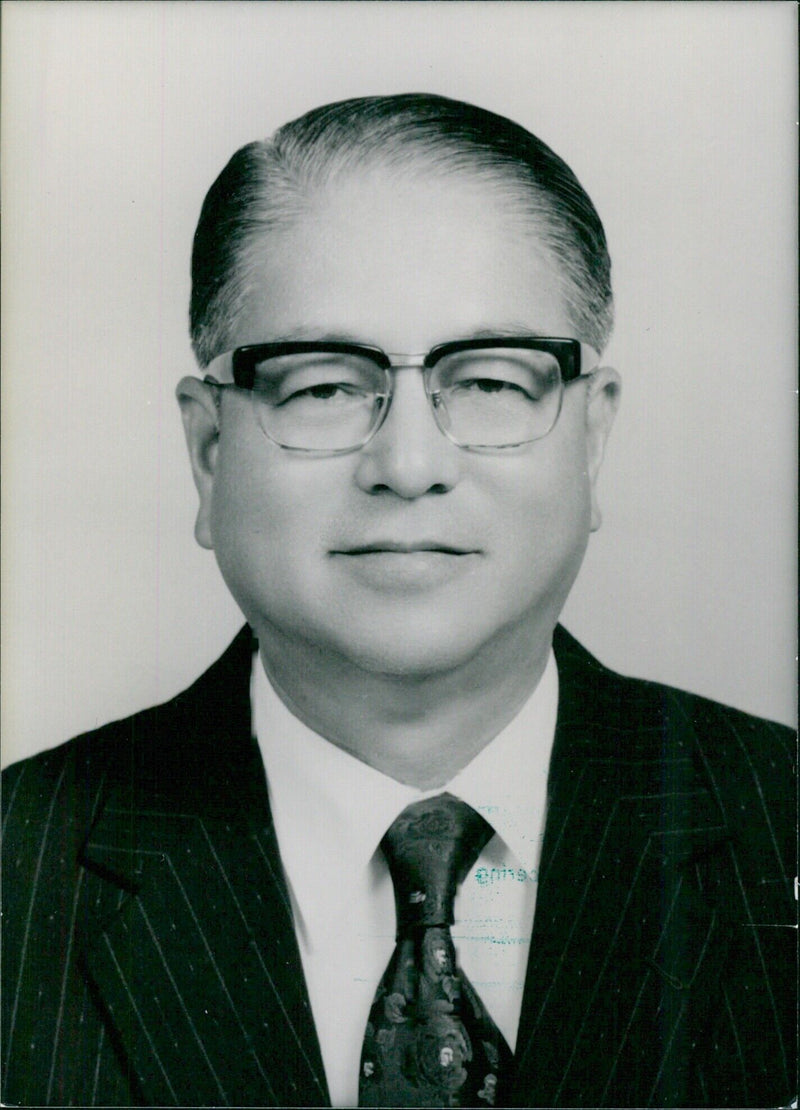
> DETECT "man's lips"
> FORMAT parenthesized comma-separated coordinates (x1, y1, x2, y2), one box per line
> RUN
(329, 542, 480, 590)
(333, 541, 477, 555)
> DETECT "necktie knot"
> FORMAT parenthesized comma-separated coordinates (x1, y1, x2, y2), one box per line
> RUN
(382, 794, 493, 930)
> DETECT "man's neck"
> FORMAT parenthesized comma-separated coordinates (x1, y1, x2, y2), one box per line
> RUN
(254, 619, 554, 790)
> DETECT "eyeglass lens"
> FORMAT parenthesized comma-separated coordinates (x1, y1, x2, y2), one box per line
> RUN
(248, 347, 563, 451)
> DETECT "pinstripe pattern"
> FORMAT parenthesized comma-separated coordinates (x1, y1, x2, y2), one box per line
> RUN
(3, 627, 327, 1107)
(2, 625, 796, 1107)
(511, 633, 796, 1107)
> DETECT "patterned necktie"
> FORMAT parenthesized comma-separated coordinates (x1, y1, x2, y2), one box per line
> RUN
(359, 794, 512, 1107)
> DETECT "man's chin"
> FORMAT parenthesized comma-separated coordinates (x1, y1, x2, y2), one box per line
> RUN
(255, 614, 489, 683)
(314, 616, 528, 684)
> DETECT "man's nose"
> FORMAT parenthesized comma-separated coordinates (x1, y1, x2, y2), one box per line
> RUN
(353, 370, 460, 498)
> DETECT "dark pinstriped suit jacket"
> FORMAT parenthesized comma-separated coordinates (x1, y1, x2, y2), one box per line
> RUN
(2, 626, 796, 1108)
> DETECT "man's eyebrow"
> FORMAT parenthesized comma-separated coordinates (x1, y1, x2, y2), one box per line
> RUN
(263, 327, 362, 343)
(459, 325, 553, 341)
(257, 324, 556, 345)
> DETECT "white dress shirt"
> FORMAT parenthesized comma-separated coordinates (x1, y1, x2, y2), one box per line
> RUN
(252, 655, 558, 1108)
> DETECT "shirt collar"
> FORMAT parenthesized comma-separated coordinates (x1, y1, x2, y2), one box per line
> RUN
(253, 653, 558, 939)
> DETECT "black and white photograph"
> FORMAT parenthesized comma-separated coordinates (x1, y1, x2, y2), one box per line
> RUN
(2, 3, 796, 1107)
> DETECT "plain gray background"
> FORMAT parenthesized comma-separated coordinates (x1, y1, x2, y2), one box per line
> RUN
(2, 1, 796, 767)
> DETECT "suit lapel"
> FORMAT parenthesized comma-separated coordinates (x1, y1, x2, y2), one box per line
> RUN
(511, 627, 737, 1107)
(79, 628, 329, 1107)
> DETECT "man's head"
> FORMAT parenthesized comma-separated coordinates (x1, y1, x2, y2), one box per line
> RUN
(178, 94, 620, 682)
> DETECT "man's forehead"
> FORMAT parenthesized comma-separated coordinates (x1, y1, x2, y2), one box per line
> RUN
(229, 175, 574, 350)
(297, 162, 544, 240)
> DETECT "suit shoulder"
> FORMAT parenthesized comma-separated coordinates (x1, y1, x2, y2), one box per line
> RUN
(2, 700, 200, 845)
(3, 626, 252, 816)
(1, 710, 142, 856)
(2, 626, 255, 838)
(555, 625, 795, 822)
(3, 721, 122, 834)
(614, 671, 795, 783)
(555, 624, 794, 754)
(2, 706, 160, 855)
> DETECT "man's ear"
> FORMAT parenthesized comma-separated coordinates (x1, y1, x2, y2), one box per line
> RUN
(176, 376, 220, 550)
(585, 366, 621, 532)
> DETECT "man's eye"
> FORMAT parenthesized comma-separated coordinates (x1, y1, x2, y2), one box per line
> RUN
(252, 353, 380, 406)
(292, 382, 346, 400)
(277, 380, 368, 406)
(439, 353, 554, 402)
(462, 377, 524, 394)
(450, 376, 540, 402)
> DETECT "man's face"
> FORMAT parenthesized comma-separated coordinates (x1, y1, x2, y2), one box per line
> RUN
(182, 168, 619, 678)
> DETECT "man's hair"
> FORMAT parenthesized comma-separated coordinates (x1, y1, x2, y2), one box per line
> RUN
(190, 93, 614, 366)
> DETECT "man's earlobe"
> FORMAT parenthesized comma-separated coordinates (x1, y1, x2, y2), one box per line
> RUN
(176, 376, 220, 550)
(585, 366, 621, 533)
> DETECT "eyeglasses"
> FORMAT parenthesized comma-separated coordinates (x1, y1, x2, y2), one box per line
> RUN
(204, 337, 599, 454)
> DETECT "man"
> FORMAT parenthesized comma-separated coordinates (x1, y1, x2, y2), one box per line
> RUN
(2, 94, 795, 1108)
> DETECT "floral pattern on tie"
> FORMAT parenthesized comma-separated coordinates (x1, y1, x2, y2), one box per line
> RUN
(359, 795, 511, 1107)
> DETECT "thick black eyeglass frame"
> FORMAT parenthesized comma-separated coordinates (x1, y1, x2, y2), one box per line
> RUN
(204, 336, 597, 452)
(222, 336, 585, 388)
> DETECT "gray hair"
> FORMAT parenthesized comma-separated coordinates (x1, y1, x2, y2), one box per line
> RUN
(190, 93, 614, 366)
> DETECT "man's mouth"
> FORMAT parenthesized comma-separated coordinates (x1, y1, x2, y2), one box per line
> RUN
(337, 541, 476, 556)
(329, 542, 480, 590)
